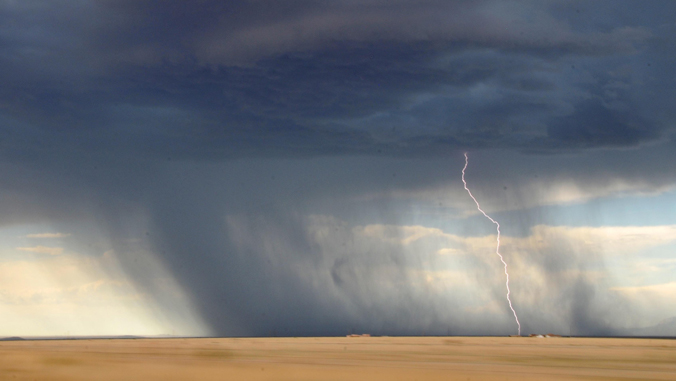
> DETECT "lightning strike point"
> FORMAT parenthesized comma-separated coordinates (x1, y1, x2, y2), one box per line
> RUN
(462, 152, 521, 336)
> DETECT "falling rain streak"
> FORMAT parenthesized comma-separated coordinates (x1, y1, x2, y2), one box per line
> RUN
(462, 153, 521, 336)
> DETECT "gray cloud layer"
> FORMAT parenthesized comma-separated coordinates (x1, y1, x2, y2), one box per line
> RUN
(1, 0, 674, 160)
(1, 0, 675, 336)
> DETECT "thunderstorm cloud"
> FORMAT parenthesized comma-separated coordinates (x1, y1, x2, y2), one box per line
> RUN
(0, 0, 675, 336)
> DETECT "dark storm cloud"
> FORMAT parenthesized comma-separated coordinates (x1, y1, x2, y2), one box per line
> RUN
(1, 0, 675, 336)
(545, 99, 657, 149)
(0, 0, 672, 160)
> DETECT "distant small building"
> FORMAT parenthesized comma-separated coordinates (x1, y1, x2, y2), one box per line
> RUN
(528, 333, 562, 338)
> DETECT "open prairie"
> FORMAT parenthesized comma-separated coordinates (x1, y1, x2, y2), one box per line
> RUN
(0, 336, 674, 380)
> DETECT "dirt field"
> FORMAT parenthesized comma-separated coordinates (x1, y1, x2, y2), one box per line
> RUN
(0, 336, 674, 380)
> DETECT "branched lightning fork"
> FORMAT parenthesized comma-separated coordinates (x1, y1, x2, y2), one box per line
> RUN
(462, 152, 521, 336)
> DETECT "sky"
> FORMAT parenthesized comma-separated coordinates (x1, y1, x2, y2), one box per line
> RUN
(0, 0, 675, 337)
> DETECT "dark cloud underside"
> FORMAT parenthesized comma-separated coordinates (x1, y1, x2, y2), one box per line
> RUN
(0, 0, 673, 160)
(0, 0, 675, 336)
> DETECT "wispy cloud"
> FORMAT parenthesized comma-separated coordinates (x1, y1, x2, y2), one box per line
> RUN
(372, 179, 675, 216)
(611, 282, 676, 298)
(16, 246, 64, 256)
(23, 233, 71, 239)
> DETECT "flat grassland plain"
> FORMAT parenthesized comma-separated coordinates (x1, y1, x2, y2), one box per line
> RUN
(0, 336, 674, 380)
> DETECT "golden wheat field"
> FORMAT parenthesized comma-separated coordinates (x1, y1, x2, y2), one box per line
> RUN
(0, 336, 674, 380)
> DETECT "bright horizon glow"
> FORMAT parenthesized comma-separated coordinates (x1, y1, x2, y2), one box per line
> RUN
(0, 224, 210, 338)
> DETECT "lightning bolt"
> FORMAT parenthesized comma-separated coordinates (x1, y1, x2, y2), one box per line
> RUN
(462, 152, 521, 336)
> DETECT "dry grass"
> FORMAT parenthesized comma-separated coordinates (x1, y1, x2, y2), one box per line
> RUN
(0, 336, 674, 380)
